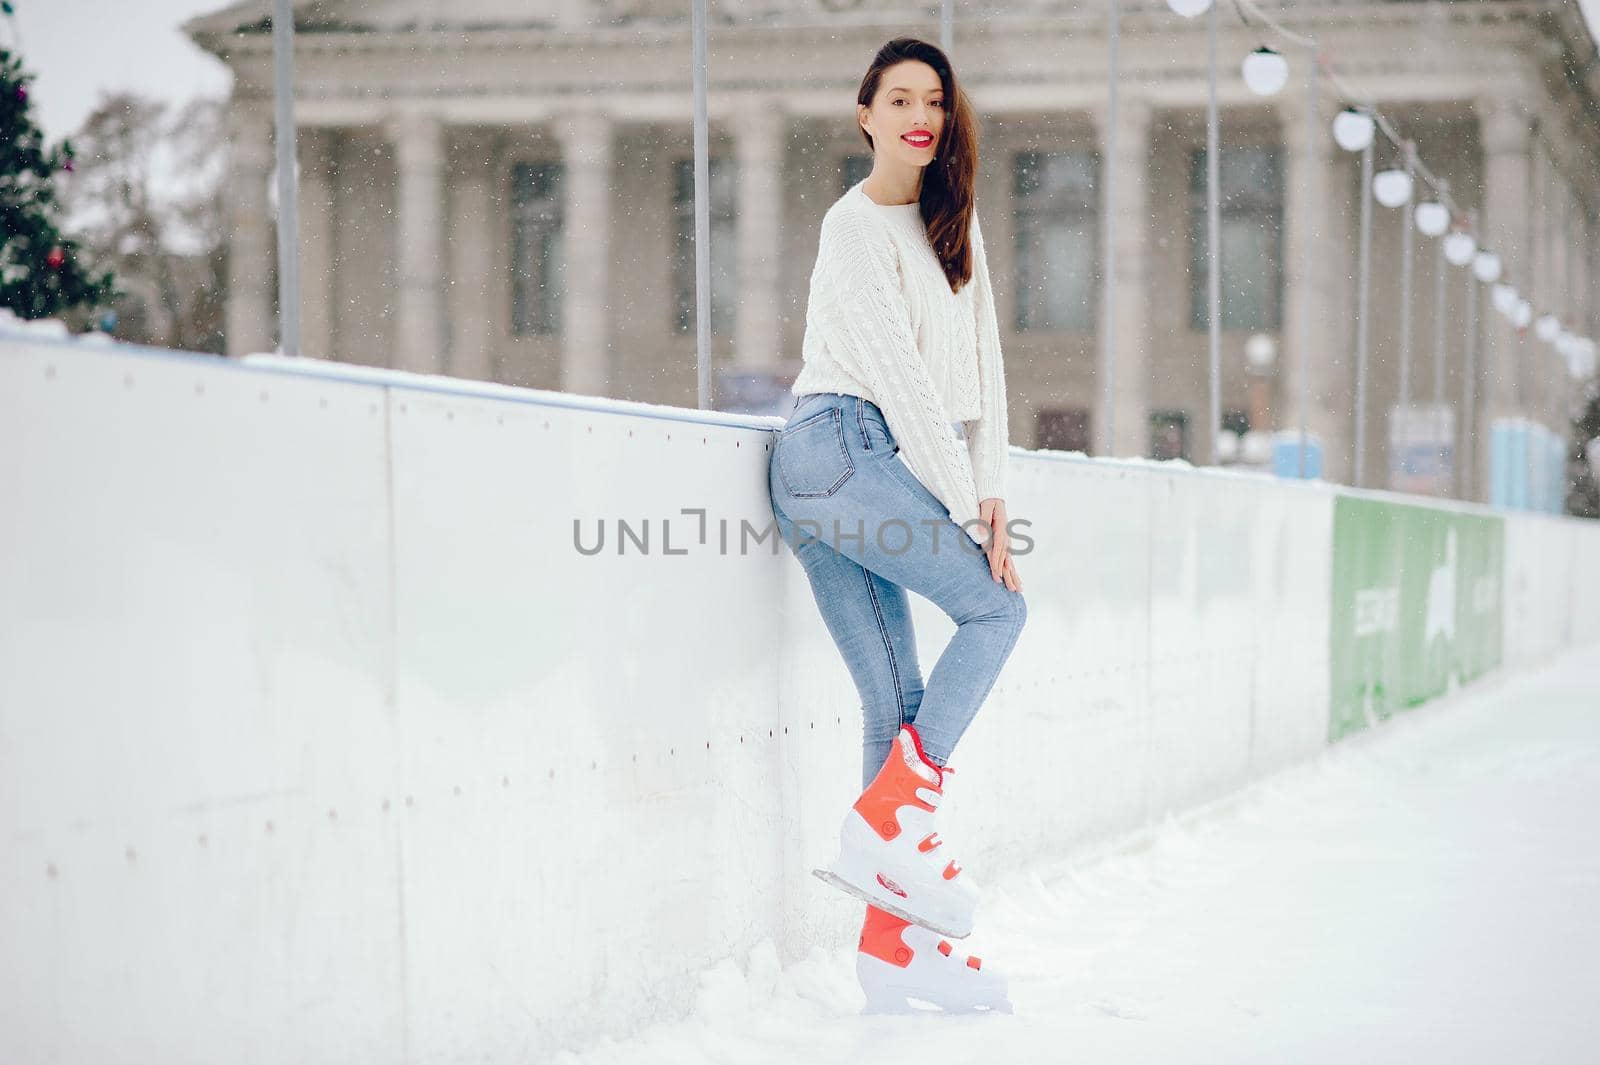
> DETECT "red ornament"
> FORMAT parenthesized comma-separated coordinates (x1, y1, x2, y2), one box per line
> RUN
(14, 85, 25, 102)
(46, 247, 65, 270)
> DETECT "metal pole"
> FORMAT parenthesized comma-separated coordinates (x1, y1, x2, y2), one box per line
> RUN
(1206, 0, 1221, 466)
(1430, 203, 1447, 494)
(1397, 141, 1416, 416)
(1432, 181, 1449, 406)
(1535, 147, 1548, 428)
(1562, 175, 1573, 375)
(1295, 46, 1318, 479)
(692, 0, 711, 409)
(1460, 209, 1481, 502)
(1591, 208, 1599, 350)
(1559, 181, 1572, 453)
(1516, 128, 1535, 413)
(271, 0, 301, 356)
(1098, 0, 1121, 457)
(1353, 135, 1374, 488)
(941, 0, 953, 56)
(1542, 159, 1556, 430)
(1590, 208, 1599, 344)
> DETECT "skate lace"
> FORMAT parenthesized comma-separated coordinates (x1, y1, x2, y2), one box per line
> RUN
(915, 765, 951, 809)
(915, 766, 959, 868)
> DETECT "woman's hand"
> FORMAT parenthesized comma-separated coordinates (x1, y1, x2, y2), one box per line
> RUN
(978, 497, 1022, 592)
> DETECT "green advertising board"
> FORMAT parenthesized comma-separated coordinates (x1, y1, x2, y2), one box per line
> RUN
(1329, 497, 1504, 742)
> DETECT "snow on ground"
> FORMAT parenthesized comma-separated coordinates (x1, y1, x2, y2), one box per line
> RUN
(552, 639, 1600, 1065)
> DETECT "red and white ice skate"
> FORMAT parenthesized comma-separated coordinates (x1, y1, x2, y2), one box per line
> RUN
(856, 904, 1012, 1014)
(813, 724, 979, 938)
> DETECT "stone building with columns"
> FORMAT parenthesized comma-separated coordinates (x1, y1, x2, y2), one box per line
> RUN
(186, 0, 1600, 498)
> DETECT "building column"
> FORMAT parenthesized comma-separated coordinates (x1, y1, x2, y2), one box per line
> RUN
(448, 130, 502, 382)
(1093, 97, 1152, 458)
(553, 110, 614, 398)
(298, 128, 336, 358)
(734, 101, 785, 377)
(223, 106, 275, 356)
(1279, 94, 1349, 482)
(1476, 97, 1533, 500)
(386, 111, 447, 374)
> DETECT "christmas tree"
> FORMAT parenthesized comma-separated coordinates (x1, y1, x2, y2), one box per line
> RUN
(0, 44, 116, 321)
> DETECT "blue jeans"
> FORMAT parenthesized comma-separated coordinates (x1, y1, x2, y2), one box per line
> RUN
(768, 392, 1028, 790)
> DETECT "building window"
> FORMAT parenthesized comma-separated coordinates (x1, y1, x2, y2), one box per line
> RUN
(1150, 410, 1190, 461)
(1189, 146, 1283, 330)
(842, 153, 872, 193)
(672, 157, 737, 336)
(1014, 151, 1098, 332)
(511, 162, 564, 337)
(1035, 406, 1092, 454)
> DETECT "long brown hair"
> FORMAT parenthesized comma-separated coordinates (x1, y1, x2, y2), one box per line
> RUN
(855, 37, 980, 294)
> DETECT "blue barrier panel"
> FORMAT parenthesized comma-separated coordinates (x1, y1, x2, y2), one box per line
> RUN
(1272, 431, 1323, 480)
(1490, 420, 1511, 508)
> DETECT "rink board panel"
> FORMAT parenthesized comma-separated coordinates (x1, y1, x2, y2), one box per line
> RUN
(382, 386, 791, 1055)
(1501, 511, 1586, 672)
(0, 343, 403, 1062)
(1328, 496, 1505, 742)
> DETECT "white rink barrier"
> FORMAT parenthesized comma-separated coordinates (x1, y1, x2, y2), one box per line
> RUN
(1, 338, 1595, 1063)
(1502, 510, 1600, 669)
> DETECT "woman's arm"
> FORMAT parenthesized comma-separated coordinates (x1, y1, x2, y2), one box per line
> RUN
(816, 205, 985, 546)
(966, 212, 1011, 507)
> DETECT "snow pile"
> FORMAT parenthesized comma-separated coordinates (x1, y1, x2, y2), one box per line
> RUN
(550, 639, 1600, 1065)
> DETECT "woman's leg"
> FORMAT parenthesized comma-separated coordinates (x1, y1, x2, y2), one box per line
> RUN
(769, 393, 1027, 770)
(771, 498, 925, 790)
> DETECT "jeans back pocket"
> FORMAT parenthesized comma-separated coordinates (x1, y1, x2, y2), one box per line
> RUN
(862, 412, 895, 453)
(776, 406, 855, 498)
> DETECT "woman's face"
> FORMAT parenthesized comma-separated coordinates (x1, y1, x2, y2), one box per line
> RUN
(858, 59, 946, 166)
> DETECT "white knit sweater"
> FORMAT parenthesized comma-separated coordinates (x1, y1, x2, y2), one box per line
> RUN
(790, 179, 1010, 542)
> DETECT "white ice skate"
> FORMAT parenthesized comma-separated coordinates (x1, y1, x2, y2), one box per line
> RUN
(856, 903, 1012, 1014)
(813, 725, 980, 939)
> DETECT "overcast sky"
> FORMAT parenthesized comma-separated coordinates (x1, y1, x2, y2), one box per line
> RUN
(5, 0, 1600, 145)
(4, 0, 232, 143)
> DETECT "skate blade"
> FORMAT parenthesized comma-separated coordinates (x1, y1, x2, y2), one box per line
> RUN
(860, 990, 1014, 1016)
(861, 1001, 1014, 1016)
(810, 867, 971, 939)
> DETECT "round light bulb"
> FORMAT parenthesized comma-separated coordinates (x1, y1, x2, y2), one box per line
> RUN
(1513, 299, 1532, 329)
(1535, 314, 1561, 342)
(1491, 284, 1517, 316)
(1373, 168, 1414, 208)
(1578, 339, 1599, 379)
(1242, 47, 1289, 96)
(1443, 231, 1477, 266)
(1244, 332, 1277, 371)
(1414, 202, 1450, 237)
(1332, 108, 1375, 152)
(1241, 430, 1274, 465)
(1473, 251, 1502, 283)
(1567, 339, 1595, 380)
(1167, 0, 1213, 16)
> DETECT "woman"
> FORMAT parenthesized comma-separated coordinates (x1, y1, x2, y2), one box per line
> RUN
(767, 37, 1026, 1014)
